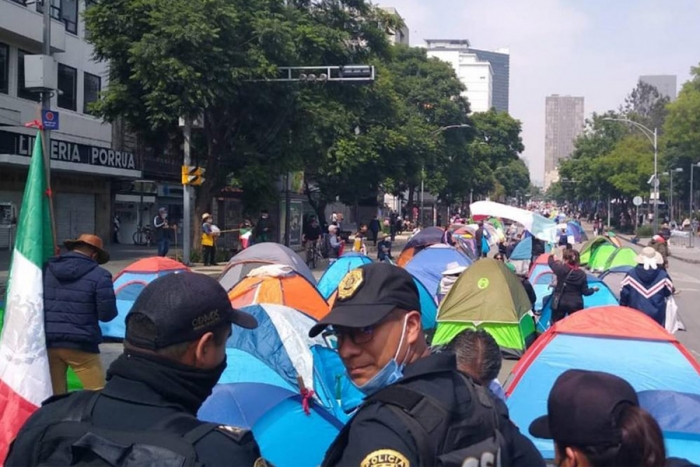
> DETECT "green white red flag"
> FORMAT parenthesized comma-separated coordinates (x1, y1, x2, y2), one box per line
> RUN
(0, 131, 55, 461)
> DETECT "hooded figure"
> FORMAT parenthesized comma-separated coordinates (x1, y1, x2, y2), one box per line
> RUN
(620, 247, 674, 326)
(438, 261, 467, 301)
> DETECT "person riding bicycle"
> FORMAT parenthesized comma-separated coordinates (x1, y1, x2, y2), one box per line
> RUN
(303, 217, 323, 245)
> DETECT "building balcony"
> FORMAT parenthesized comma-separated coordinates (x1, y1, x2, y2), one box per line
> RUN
(1, 0, 66, 53)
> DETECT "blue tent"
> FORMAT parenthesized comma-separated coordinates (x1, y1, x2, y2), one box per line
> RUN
(405, 245, 471, 301)
(509, 238, 532, 261)
(536, 273, 619, 332)
(101, 257, 189, 340)
(414, 278, 439, 330)
(317, 253, 373, 299)
(199, 383, 344, 467)
(639, 390, 700, 464)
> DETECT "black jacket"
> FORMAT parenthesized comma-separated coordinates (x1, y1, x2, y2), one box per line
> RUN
(548, 255, 595, 311)
(43, 252, 117, 353)
(6, 372, 261, 466)
(521, 277, 537, 309)
(322, 353, 544, 466)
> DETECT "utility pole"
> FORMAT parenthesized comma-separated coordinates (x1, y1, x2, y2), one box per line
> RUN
(182, 119, 192, 264)
(42, 0, 51, 171)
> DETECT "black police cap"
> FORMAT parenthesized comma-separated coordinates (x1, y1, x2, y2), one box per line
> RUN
(125, 272, 257, 350)
(309, 262, 421, 337)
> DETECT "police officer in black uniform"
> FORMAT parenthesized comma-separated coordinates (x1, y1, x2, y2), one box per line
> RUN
(309, 262, 544, 467)
(6, 272, 266, 466)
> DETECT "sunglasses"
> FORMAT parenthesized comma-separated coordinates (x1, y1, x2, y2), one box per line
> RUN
(325, 325, 376, 346)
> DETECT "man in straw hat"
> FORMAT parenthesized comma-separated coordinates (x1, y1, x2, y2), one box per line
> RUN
(201, 213, 219, 266)
(43, 234, 118, 394)
(620, 246, 674, 326)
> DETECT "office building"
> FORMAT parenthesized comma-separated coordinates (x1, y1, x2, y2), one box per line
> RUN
(380, 7, 409, 46)
(468, 48, 509, 112)
(426, 39, 493, 113)
(544, 95, 584, 190)
(639, 75, 677, 101)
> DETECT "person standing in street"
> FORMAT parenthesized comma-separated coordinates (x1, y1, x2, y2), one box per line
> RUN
(43, 234, 117, 394)
(620, 247, 674, 326)
(475, 221, 486, 258)
(369, 215, 381, 246)
(548, 249, 598, 323)
(153, 207, 176, 257)
(326, 225, 342, 264)
(201, 213, 218, 266)
(7, 272, 265, 466)
(254, 209, 274, 244)
(309, 263, 544, 467)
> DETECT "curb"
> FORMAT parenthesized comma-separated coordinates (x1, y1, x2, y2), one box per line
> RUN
(615, 234, 700, 265)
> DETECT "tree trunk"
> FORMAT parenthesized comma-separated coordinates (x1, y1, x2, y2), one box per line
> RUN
(407, 186, 415, 220)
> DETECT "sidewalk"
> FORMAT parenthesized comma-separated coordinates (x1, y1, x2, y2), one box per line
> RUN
(0, 233, 412, 297)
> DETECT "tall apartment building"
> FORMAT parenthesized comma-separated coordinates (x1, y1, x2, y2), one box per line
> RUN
(544, 95, 584, 190)
(380, 6, 409, 46)
(639, 75, 677, 101)
(425, 39, 493, 113)
(468, 48, 509, 112)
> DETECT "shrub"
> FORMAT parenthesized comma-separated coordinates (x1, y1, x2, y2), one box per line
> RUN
(637, 225, 653, 237)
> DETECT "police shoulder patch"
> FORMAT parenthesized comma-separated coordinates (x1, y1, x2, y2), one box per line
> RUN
(337, 268, 364, 301)
(360, 449, 410, 467)
(253, 457, 269, 467)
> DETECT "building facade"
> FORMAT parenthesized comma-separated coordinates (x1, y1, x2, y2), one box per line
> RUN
(544, 95, 584, 190)
(0, 0, 143, 249)
(426, 40, 493, 113)
(380, 6, 409, 46)
(468, 47, 509, 113)
(639, 75, 677, 101)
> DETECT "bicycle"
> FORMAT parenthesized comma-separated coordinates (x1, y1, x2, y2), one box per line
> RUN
(305, 239, 323, 269)
(132, 224, 154, 246)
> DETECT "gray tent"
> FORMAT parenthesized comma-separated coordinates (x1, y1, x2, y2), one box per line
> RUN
(218, 243, 316, 291)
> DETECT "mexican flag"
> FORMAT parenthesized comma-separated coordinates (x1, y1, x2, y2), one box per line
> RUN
(0, 131, 55, 461)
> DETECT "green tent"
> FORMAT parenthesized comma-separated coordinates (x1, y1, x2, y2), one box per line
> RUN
(588, 244, 617, 272)
(432, 259, 535, 358)
(580, 236, 613, 266)
(605, 246, 637, 271)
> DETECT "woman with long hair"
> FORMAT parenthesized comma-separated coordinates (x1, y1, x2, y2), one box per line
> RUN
(548, 248, 597, 323)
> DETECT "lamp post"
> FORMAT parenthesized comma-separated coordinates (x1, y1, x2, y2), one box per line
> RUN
(690, 162, 700, 217)
(422, 124, 471, 225)
(662, 168, 683, 223)
(603, 118, 658, 232)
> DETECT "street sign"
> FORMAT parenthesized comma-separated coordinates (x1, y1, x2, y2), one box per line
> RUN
(42, 109, 59, 130)
(633, 196, 643, 206)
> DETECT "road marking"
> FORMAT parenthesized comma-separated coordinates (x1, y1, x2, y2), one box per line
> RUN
(691, 349, 700, 359)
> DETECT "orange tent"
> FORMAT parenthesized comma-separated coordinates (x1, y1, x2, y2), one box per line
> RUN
(228, 265, 329, 320)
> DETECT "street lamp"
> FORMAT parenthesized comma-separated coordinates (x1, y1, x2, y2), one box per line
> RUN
(421, 124, 471, 226)
(689, 162, 700, 216)
(661, 168, 683, 222)
(603, 118, 658, 232)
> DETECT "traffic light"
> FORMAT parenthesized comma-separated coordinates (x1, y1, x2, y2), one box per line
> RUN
(181, 166, 205, 186)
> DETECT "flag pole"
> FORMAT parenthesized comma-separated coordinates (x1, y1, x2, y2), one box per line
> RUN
(28, 110, 59, 255)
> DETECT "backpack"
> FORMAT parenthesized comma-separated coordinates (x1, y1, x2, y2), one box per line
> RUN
(320, 234, 330, 259)
(324, 371, 508, 467)
(12, 391, 241, 467)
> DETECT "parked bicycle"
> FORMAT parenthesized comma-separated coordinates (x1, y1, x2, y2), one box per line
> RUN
(305, 239, 323, 269)
(132, 224, 154, 246)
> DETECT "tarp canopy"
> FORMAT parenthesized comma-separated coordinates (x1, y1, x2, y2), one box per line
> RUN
(219, 243, 315, 292)
(470, 201, 558, 242)
(505, 306, 700, 460)
(433, 259, 535, 357)
(228, 265, 329, 320)
(317, 253, 373, 299)
(404, 245, 472, 300)
(101, 257, 190, 340)
(639, 390, 700, 464)
(536, 273, 619, 332)
(199, 383, 344, 467)
(579, 236, 614, 266)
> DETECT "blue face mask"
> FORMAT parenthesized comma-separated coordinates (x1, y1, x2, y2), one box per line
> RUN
(353, 316, 410, 396)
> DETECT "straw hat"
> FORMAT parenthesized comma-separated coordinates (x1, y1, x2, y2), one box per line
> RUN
(635, 247, 663, 270)
(64, 234, 109, 264)
(202, 213, 212, 221)
(328, 225, 338, 232)
(442, 261, 467, 276)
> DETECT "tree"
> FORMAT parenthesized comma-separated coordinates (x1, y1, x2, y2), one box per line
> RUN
(494, 158, 530, 199)
(622, 80, 670, 131)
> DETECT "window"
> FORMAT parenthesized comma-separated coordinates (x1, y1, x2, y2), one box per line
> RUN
(83, 72, 101, 114)
(62, 0, 78, 34)
(36, 0, 61, 21)
(0, 44, 8, 94)
(57, 64, 77, 111)
(17, 50, 40, 102)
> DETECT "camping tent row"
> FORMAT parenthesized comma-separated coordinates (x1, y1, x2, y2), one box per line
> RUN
(579, 235, 636, 272)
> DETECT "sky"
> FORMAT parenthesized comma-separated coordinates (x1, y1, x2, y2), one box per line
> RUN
(388, 0, 700, 184)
